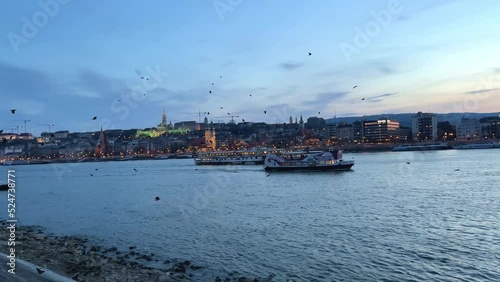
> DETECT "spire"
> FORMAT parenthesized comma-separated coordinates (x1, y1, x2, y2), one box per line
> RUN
(161, 107, 167, 127)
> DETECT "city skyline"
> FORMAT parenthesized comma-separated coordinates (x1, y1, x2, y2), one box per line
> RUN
(1, 0, 500, 135)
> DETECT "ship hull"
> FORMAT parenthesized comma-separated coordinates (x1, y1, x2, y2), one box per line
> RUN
(264, 163, 354, 171)
(195, 160, 264, 165)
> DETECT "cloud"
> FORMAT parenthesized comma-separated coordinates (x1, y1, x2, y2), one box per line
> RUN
(376, 65, 398, 75)
(0, 61, 55, 98)
(69, 70, 129, 98)
(279, 62, 304, 70)
(365, 92, 399, 102)
(303, 91, 350, 107)
(464, 88, 498, 95)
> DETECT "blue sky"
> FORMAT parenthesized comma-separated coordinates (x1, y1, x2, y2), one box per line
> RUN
(1, 0, 499, 135)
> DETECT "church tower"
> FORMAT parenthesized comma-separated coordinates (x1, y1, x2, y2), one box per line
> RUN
(161, 107, 167, 127)
(299, 114, 304, 129)
(95, 126, 112, 157)
(204, 127, 216, 151)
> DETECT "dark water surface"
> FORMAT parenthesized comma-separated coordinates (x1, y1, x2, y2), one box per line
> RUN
(1, 149, 499, 281)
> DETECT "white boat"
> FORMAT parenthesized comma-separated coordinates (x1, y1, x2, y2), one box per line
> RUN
(2, 160, 29, 166)
(264, 150, 354, 171)
(195, 149, 267, 165)
(392, 143, 450, 151)
(452, 143, 499, 149)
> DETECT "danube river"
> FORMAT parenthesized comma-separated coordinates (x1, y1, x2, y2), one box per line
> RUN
(1, 150, 499, 281)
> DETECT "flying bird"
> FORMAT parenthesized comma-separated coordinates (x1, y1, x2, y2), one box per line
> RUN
(220, 76, 222, 78)
(92, 116, 97, 120)
(227, 113, 230, 115)
(147, 78, 149, 80)
(406, 162, 410, 164)
(318, 112, 321, 114)
(155, 196, 160, 201)
(133, 168, 137, 172)
(89, 174, 94, 177)
(141, 76, 144, 79)
(211, 83, 214, 85)
(209, 90, 212, 93)
(361, 98, 365, 100)
(10, 109, 16, 114)
(308, 52, 312, 56)
(95, 168, 98, 171)
(264, 111, 267, 114)
(9, 136, 13, 139)
(353, 85, 358, 89)
(220, 107, 223, 109)
(242, 119, 245, 122)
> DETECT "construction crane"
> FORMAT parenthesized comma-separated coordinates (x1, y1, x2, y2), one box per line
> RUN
(9, 126, 20, 133)
(178, 110, 210, 123)
(13, 119, 31, 133)
(212, 115, 240, 124)
(36, 123, 55, 133)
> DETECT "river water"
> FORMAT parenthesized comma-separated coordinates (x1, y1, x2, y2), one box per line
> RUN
(1, 149, 499, 281)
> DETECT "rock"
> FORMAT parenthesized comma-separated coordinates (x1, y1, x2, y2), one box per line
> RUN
(90, 245, 97, 252)
(215, 277, 222, 282)
(108, 247, 118, 252)
(33, 232, 47, 240)
(158, 273, 175, 282)
(238, 277, 258, 282)
(163, 260, 171, 264)
(130, 251, 136, 256)
(141, 254, 153, 261)
(183, 260, 191, 266)
(172, 263, 186, 273)
(129, 246, 136, 250)
(190, 265, 204, 270)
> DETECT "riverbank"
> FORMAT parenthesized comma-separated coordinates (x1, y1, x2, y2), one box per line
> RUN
(0, 221, 266, 282)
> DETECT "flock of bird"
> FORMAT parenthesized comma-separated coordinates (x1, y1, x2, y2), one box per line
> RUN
(1, 52, 390, 198)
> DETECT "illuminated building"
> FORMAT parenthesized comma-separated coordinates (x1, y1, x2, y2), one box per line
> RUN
(156, 108, 168, 132)
(95, 126, 112, 157)
(457, 117, 480, 140)
(204, 127, 217, 150)
(363, 119, 400, 143)
(412, 112, 437, 141)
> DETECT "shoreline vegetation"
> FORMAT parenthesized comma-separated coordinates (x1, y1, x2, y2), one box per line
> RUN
(0, 221, 267, 282)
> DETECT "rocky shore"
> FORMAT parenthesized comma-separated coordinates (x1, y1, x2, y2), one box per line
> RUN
(0, 221, 276, 282)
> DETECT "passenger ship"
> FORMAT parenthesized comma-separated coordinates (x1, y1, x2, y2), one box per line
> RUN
(195, 149, 273, 165)
(452, 142, 500, 150)
(264, 150, 354, 171)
